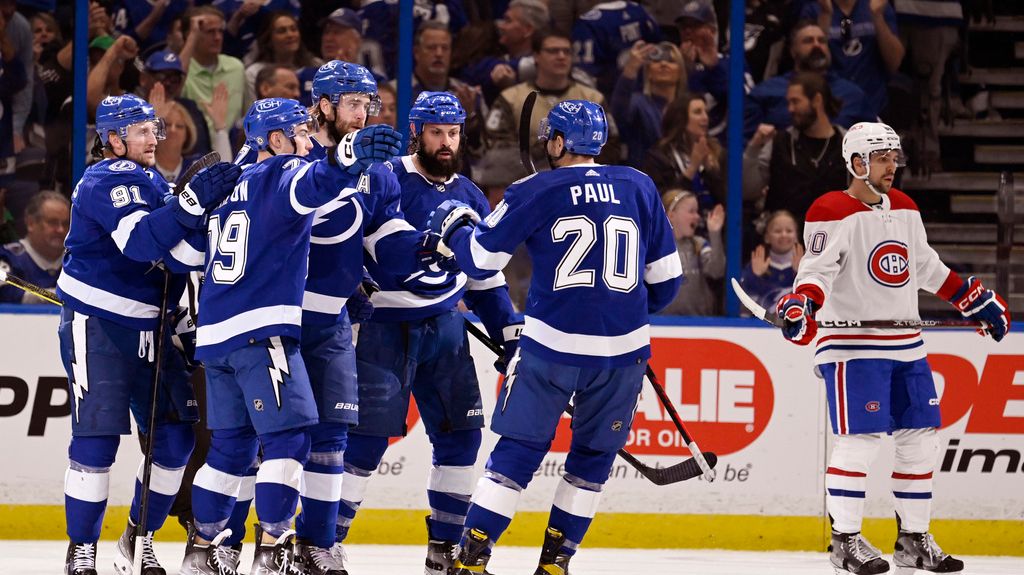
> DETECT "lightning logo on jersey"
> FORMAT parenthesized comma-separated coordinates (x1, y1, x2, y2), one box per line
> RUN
(266, 336, 290, 409)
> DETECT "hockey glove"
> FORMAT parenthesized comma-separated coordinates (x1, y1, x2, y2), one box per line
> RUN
(417, 232, 461, 273)
(946, 275, 1011, 341)
(776, 292, 818, 346)
(427, 199, 481, 245)
(169, 306, 199, 370)
(346, 270, 380, 324)
(335, 124, 402, 175)
(494, 322, 524, 375)
(176, 162, 242, 228)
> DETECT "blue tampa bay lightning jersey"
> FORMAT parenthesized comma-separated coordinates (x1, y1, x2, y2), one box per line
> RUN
(195, 153, 362, 360)
(445, 163, 682, 368)
(57, 159, 204, 330)
(367, 155, 518, 341)
(572, 1, 661, 96)
(303, 148, 423, 325)
(0, 240, 60, 304)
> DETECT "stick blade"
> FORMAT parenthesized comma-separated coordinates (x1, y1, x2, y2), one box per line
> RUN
(173, 151, 222, 191)
(519, 91, 538, 175)
(641, 452, 718, 485)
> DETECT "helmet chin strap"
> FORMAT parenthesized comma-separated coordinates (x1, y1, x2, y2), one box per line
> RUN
(852, 155, 886, 199)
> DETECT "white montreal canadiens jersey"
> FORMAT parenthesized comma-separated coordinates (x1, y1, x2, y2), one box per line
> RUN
(447, 164, 682, 368)
(795, 189, 957, 364)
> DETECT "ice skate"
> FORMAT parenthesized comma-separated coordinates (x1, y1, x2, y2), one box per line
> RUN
(451, 528, 495, 575)
(293, 537, 348, 575)
(113, 519, 166, 575)
(180, 524, 239, 575)
(533, 527, 572, 575)
(424, 515, 457, 575)
(65, 541, 98, 575)
(829, 531, 890, 574)
(894, 530, 964, 573)
(250, 524, 299, 575)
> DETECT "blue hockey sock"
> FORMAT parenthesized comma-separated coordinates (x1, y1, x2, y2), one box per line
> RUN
(336, 433, 388, 542)
(546, 446, 615, 555)
(192, 427, 258, 541)
(297, 422, 348, 548)
(255, 428, 311, 537)
(129, 422, 194, 532)
(65, 435, 119, 543)
(426, 429, 481, 542)
(222, 465, 257, 546)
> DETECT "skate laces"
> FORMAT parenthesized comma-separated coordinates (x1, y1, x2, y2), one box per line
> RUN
(139, 532, 160, 567)
(209, 529, 240, 575)
(71, 543, 96, 569)
(906, 532, 948, 563)
(308, 545, 346, 570)
(847, 534, 882, 563)
(329, 542, 348, 565)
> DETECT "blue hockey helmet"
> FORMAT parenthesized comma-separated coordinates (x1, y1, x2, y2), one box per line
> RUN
(538, 100, 608, 156)
(95, 94, 165, 145)
(243, 98, 316, 151)
(408, 91, 466, 136)
(311, 60, 381, 115)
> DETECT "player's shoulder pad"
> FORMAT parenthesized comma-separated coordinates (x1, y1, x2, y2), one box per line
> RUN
(885, 188, 919, 211)
(1, 241, 25, 256)
(805, 191, 870, 223)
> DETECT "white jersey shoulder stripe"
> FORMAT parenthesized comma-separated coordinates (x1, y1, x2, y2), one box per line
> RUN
(110, 210, 147, 253)
(469, 232, 512, 271)
(364, 217, 416, 262)
(645, 252, 683, 284)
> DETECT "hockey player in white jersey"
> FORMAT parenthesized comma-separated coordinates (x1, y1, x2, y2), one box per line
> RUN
(427, 100, 682, 575)
(180, 99, 400, 575)
(775, 122, 1011, 575)
(57, 93, 240, 575)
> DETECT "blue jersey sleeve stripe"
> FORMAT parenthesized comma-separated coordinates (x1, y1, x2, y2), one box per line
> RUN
(466, 272, 505, 291)
(371, 275, 468, 309)
(288, 162, 319, 215)
(524, 316, 650, 358)
(57, 273, 160, 319)
(469, 232, 512, 271)
(110, 210, 148, 253)
(301, 291, 350, 314)
(168, 238, 205, 268)
(196, 304, 303, 347)
(645, 252, 683, 284)
(363, 217, 417, 262)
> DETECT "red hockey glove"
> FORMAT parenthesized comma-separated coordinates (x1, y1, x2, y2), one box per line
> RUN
(776, 292, 818, 345)
(946, 276, 1011, 342)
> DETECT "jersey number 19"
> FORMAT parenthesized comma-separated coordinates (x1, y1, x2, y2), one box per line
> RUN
(207, 211, 251, 284)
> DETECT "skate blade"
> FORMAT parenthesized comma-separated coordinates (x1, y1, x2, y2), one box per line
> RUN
(113, 553, 132, 575)
(893, 566, 964, 575)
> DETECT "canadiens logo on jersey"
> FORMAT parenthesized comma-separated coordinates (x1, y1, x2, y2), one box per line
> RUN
(868, 240, 909, 288)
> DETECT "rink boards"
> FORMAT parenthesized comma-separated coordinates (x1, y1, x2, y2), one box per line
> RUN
(0, 308, 1021, 554)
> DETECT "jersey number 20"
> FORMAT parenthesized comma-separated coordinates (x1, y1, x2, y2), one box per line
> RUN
(551, 215, 638, 292)
(207, 211, 251, 284)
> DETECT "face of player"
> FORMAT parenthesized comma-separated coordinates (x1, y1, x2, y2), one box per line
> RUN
(321, 23, 361, 62)
(26, 199, 70, 261)
(270, 15, 301, 57)
(332, 93, 372, 135)
(367, 89, 396, 128)
(864, 149, 900, 192)
(535, 36, 572, 79)
(416, 123, 462, 179)
(786, 85, 817, 132)
(669, 195, 701, 240)
(765, 214, 798, 254)
(271, 124, 314, 157)
(414, 28, 452, 77)
(685, 99, 709, 140)
(117, 120, 164, 167)
(792, 25, 830, 73)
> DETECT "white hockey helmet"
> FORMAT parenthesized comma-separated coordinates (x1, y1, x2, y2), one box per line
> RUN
(841, 121, 904, 179)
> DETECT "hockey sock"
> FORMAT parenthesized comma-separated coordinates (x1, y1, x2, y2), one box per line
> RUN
(255, 427, 311, 538)
(222, 464, 257, 547)
(892, 428, 939, 532)
(65, 435, 119, 543)
(336, 433, 388, 542)
(192, 427, 259, 541)
(130, 422, 194, 532)
(826, 433, 881, 533)
(297, 422, 349, 548)
(546, 446, 616, 555)
(426, 429, 481, 542)
(461, 436, 548, 550)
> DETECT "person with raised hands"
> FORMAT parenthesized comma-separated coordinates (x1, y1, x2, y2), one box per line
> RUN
(56, 93, 241, 575)
(180, 98, 400, 575)
(776, 121, 1008, 575)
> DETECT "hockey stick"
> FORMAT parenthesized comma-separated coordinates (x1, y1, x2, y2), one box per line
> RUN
(643, 365, 717, 482)
(0, 267, 62, 305)
(519, 91, 539, 175)
(730, 278, 981, 330)
(174, 151, 221, 190)
(463, 320, 715, 485)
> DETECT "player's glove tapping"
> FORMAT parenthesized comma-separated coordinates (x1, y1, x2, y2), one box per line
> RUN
(169, 306, 199, 370)
(418, 232, 461, 273)
(177, 162, 242, 228)
(946, 275, 1011, 342)
(495, 322, 524, 375)
(346, 268, 380, 324)
(427, 199, 481, 245)
(776, 292, 819, 345)
(336, 124, 402, 175)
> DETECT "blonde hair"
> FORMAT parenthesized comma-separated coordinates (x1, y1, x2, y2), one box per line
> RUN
(643, 43, 687, 101)
(662, 188, 696, 214)
(164, 101, 197, 154)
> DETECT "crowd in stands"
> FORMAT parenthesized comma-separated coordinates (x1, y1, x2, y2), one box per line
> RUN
(0, 0, 977, 315)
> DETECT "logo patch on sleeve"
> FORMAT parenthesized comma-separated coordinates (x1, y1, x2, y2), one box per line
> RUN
(867, 240, 910, 287)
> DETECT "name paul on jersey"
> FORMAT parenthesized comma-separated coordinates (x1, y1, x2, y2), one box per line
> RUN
(570, 183, 619, 206)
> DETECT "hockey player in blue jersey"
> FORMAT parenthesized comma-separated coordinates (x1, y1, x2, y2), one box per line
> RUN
(334, 91, 523, 575)
(180, 98, 401, 575)
(426, 100, 682, 575)
(288, 61, 438, 575)
(56, 93, 241, 575)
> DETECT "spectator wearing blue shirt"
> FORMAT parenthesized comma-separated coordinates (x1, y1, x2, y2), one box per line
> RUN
(0, 191, 69, 304)
(216, 0, 301, 59)
(112, 0, 189, 52)
(460, 0, 550, 105)
(744, 20, 872, 141)
(739, 209, 802, 316)
(611, 40, 687, 168)
(802, 0, 905, 119)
